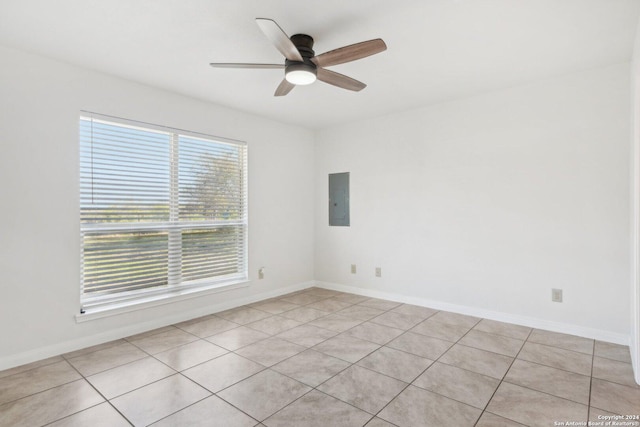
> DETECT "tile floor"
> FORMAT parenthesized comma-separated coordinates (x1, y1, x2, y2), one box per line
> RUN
(0, 287, 639, 426)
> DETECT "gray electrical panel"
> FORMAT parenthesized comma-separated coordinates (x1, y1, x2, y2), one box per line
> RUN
(329, 172, 350, 226)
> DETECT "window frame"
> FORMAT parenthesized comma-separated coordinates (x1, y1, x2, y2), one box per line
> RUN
(78, 112, 248, 318)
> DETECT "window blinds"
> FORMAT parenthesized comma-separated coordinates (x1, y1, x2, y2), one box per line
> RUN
(79, 114, 247, 309)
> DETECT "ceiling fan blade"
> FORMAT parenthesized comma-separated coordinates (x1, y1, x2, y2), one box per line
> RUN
(256, 18, 303, 62)
(317, 68, 366, 92)
(209, 63, 284, 69)
(312, 39, 387, 67)
(274, 79, 295, 96)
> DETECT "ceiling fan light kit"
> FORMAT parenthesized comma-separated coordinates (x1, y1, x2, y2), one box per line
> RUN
(210, 18, 387, 96)
(285, 65, 317, 85)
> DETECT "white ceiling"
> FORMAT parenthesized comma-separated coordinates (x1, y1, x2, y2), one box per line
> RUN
(1, 0, 639, 129)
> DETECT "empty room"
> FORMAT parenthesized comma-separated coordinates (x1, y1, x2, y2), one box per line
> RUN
(1, 0, 640, 426)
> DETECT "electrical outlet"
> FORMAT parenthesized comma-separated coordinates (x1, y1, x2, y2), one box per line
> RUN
(552, 288, 562, 303)
(375, 267, 382, 277)
(258, 267, 265, 280)
(351, 264, 356, 274)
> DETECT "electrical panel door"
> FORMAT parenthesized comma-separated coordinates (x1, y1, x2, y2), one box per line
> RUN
(329, 172, 350, 226)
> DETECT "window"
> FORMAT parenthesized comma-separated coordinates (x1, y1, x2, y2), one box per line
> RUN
(79, 113, 247, 313)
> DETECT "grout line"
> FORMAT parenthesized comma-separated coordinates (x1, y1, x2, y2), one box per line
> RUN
(505, 356, 591, 378)
(473, 327, 534, 426)
(370, 312, 486, 422)
(587, 339, 596, 421)
(61, 339, 127, 362)
(64, 358, 135, 426)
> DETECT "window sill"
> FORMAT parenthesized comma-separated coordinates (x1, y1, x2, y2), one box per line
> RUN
(75, 279, 249, 323)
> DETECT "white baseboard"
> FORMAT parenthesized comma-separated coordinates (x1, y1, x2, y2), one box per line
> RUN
(315, 281, 630, 346)
(0, 281, 315, 371)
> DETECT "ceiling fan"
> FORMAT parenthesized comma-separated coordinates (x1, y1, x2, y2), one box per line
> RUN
(209, 18, 387, 96)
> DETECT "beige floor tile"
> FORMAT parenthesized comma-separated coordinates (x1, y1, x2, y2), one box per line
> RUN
(343, 322, 404, 345)
(475, 412, 526, 426)
(264, 390, 371, 427)
(271, 349, 350, 387)
(389, 304, 438, 319)
(275, 324, 338, 347)
(378, 385, 481, 427)
(280, 293, 326, 306)
(312, 335, 380, 363)
(594, 341, 632, 363)
(427, 311, 481, 328)
(357, 298, 402, 311)
(8, 293, 640, 427)
(218, 370, 311, 421)
(410, 318, 470, 342)
(153, 395, 257, 427)
(253, 300, 300, 315)
(182, 352, 264, 392)
(439, 344, 513, 379)
(62, 339, 125, 360)
(357, 346, 433, 383)
(173, 314, 218, 328)
(318, 365, 406, 414)
(413, 362, 500, 409)
(153, 339, 227, 371)
(248, 297, 280, 307)
(206, 326, 269, 351)
(528, 329, 593, 355)
(47, 402, 130, 427)
(473, 319, 532, 340)
(0, 360, 81, 405)
(365, 418, 395, 427)
(235, 337, 305, 367)
(332, 293, 371, 304)
(308, 314, 363, 332)
(369, 311, 424, 330)
(305, 299, 352, 313)
(128, 327, 198, 354)
(87, 356, 175, 399)
(216, 306, 272, 324)
(518, 342, 592, 375)
(386, 332, 453, 360)
(176, 316, 239, 338)
(66, 342, 147, 376)
(336, 305, 385, 321)
(0, 380, 103, 427)
(487, 382, 588, 427)
(126, 325, 180, 341)
(590, 378, 640, 415)
(305, 288, 342, 297)
(592, 356, 639, 388)
(458, 329, 524, 357)
(279, 306, 328, 323)
(111, 374, 210, 426)
(0, 356, 65, 380)
(246, 316, 302, 335)
(504, 359, 590, 404)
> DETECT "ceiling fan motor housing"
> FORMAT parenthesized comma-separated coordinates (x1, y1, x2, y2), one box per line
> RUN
(285, 34, 317, 83)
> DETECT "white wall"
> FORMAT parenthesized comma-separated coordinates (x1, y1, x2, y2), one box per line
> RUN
(0, 43, 634, 371)
(315, 63, 631, 342)
(0, 46, 315, 369)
